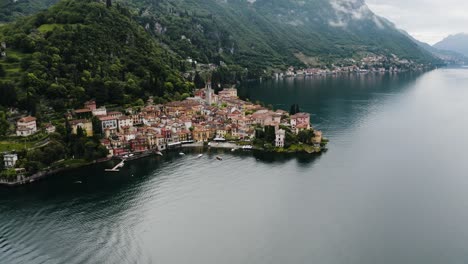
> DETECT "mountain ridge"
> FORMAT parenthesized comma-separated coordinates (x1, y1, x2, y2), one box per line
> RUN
(434, 33, 468, 58)
(1, 0, 438, 72)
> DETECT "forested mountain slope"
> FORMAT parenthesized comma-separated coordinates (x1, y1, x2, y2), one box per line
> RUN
(0, 0, 191, 112)
(1, 0, 438, 72)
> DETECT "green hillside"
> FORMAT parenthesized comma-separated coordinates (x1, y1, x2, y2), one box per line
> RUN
(1, 0, 438, 71)
(0, 0, 59, 23)
(0, 0, 192, 112)
(133, 0, 437, 69)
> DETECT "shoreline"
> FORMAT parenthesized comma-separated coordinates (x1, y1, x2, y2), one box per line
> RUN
(0, 141, 327, 187)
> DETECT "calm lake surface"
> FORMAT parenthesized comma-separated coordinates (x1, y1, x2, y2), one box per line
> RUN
(2, 68, 468, 264)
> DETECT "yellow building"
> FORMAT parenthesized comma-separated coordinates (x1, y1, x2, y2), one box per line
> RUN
(70, 119, 93, 137)
(192, 127, 215, 142)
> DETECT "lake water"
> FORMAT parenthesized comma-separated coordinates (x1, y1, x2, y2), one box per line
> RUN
(2, 68, 468, 264)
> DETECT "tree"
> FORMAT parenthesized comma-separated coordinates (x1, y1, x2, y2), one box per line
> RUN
(0, 65, 5, 78)
(297, 130, 314, 144)
(0, 81, 17, 107)
(0, 154, 4, 171)
(290, 104, 300, 115)
(194, 72, 205, 88)
(106, 0, 112, 8)
(0, 111, 10, 136)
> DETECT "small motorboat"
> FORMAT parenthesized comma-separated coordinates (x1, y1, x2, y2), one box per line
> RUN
(156, 151, 163, 156)
(231, 148, 235, 152)
(179, 152, 185, 156)
(216, 156, 223, 161)
(197, 154, 203, 158)
(74, 181, 82, 184)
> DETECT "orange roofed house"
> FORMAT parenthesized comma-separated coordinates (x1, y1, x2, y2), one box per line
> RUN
(16, 116, 37, 137)
(290, 113, 311, 133)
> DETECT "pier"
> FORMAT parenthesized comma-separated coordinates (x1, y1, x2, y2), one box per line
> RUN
(105, 159, 125, 172)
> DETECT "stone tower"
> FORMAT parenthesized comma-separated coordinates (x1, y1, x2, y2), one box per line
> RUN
(206, 81, 212, 105)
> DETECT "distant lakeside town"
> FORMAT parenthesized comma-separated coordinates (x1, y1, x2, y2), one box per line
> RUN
(274, 55, 429, 78)
(0, 84, 327, 186)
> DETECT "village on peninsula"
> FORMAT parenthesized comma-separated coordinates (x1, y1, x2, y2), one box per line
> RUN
(1, 83, 327, 185)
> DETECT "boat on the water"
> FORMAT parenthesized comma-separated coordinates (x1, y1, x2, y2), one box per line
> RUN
(197, 154, 203, 158)
(216, 156, 223, 161)
(156, 151, 163, 156)
(179, 152, 185, 156)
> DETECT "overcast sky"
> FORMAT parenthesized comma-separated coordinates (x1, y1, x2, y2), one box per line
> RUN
(366, 0, 468, 45)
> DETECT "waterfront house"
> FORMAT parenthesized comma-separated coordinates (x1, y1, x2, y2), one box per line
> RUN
(313, 130, 323, 144)
(290, 113, 311, 131)
(275, 129, 286, 148)
(192, 126, 214, 142)
(16, 116, 37, 137)
(130, 136, 148, 152)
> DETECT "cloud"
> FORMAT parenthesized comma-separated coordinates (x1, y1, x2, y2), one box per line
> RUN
(366, 0, 468, 44)
(329, 0, 385, 28)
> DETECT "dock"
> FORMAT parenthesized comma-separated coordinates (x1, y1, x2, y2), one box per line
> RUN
(105, 159, 125, 172)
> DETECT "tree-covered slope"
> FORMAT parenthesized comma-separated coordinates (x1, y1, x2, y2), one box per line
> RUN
(0, 0, 192, 112)
(0, 0, 59, 23)
(1, 0, 438, 72)
(134, 0, 437, 69)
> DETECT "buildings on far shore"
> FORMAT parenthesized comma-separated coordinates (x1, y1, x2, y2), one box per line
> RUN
(6, 83, 320, 160)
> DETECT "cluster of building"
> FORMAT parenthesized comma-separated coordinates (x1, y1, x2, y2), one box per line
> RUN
(15, 116, 55, 137)
(278, 55, 425, 78)
(65, 84, 321, 157)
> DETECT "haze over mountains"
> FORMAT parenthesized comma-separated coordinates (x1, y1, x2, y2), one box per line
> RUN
(434, 33, 468, 58)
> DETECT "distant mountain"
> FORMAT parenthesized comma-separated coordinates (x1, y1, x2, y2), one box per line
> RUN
(399, 30, 468, 65)
(133, 0, 437, 68)
(1, 0, 438, 71)
(434, 33, 468, 57)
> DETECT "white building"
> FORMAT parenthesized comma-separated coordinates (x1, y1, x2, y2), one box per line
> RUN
(99, 116, 118, 131)
(275, 129, 286, 148)
(92, 106, 107, 116)
(118, 116, 134, 131)
(16, 116, 37, 137)
(4, 154, 18, 168)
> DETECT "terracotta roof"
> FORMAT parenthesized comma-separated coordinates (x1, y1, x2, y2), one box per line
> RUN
(98, 116, 117, 121)
(18, 116, 36, 123)
(75, 108, 92, 114)
(291, 113, 310, 119)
